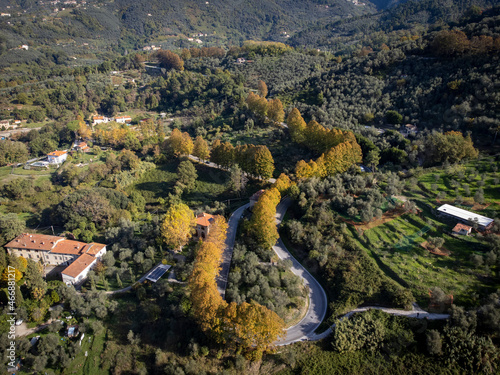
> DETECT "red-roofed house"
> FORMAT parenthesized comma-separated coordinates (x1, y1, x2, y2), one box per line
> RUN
(47, 150, 68, 164)
(452, 223, 472, 236)
(92, 116, 109, 125)
(4, 233, 106, 285)
(73, 141, 90, 153)
(195, 213, 215, 240)
(115, 115, 132, 124)
(61, 254, 97, 284)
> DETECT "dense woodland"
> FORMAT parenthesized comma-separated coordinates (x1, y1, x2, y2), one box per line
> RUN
(0, 1, 499, 374)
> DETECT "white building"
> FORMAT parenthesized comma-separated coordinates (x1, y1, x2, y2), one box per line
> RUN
(115, 115, 132, 124)
(92, 116, 109, 125)
(47, 150, 68, 164)
(61, 254, 97, 284)
(437, 204, 494, 230)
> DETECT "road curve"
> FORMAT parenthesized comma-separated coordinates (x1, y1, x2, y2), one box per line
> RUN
(273, 197, 329, 346)
(217, 203, 250, 299)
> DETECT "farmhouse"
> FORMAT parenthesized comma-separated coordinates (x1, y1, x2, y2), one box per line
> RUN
(115, 115, 132, 124)
(73, 141, 90, 152)
(196, 213, 215, 240)
(92, 116, 109, 125)
(437, 204, 494, 230)
(47, 150, 68, 164)
(4, 233, 106, 285)
(452, 223, 472, 236)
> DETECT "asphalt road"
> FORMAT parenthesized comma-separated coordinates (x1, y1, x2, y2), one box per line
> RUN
(273, 197, 329, 346)
(216, 203, 250, 299)
(311, 303, 450, 341)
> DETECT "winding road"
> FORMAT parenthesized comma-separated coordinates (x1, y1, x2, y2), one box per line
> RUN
(273, 197, 329, 345)
(216, 202, 250, 299)
(218, 196, 449, 346)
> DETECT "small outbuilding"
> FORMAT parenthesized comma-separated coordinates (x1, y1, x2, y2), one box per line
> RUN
(452, 223, 472, 236)
(196, 213, 215, 240)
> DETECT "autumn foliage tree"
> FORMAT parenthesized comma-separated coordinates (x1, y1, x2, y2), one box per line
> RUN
(293, 121, 363, 179)
(247, 187, 281, 251)
(156, 50, 184, 71)
(246, 92, 268, 118)
(424, 131, 478, 165)
(188, 215, 284, 358)
(272, 173, 293, 196)
(193, 136, 210, 161)
(287, 108, 307, 143)
(211, 142, 275, 179)
(257, 80, 268, 98)
(161, 203, 195, 251)
(267, 98, 285, 124)
(165, 128, 193, 156)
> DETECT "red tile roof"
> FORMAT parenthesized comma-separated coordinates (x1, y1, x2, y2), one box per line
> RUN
(4, 233, 63, 251)
(196, 213, 215, 227)
(61, 254, 96, 278)
(47, 150, 67, 157)
(84, 243, 106, 256)
(4, 234, 106, 256)
(50, 239, 89, 255)
(93, 116, 104, 120)
(452, 223, 472, 232)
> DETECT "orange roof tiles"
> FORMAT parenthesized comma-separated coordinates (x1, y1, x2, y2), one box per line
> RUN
(47, 150, 67, 157)
(4, 233, 63, 251)
(84, 243, 106, 255)
(61, 254, 96, 278)
(452, 223, 472, 232)
(196, 213, 215, 227)
(50, 239, 88, 255)
(93, 116, 104, 120)
(4, 234, 106, 257)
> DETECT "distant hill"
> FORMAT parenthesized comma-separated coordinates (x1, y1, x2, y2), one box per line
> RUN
(0, 0, 494, 61)
(0, 0, 371, 54)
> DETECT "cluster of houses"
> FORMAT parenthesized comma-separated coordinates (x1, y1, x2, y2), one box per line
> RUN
(0, 119, 21, 129)
(4, 233, 106, 285)
(92, 115, 132, 125)
(142, 45, 161, 51)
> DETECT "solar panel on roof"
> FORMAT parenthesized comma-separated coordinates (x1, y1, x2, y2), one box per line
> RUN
(146, 264, 171, 282)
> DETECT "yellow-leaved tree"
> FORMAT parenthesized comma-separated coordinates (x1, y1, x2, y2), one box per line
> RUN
(166, 129, 193, 156)
(287, 108, 307, 143)
(161, 203, 195, 251)
(193, 136, 210, 161)
(248, 187, 281, 250)
(272, 173, 293, 196)
(188, 214, 285, 358)
(267, 98, 285, 124)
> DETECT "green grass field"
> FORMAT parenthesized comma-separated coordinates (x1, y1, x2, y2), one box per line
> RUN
(353, 211, 498, 307)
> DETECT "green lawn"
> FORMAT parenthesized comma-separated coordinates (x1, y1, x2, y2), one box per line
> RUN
(61, 328, 108, 375)
(128, 159, 264, 211)
(353, 212, 499, 307)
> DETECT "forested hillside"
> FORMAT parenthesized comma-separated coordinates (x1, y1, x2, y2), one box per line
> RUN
(0, 1, 500, 374)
